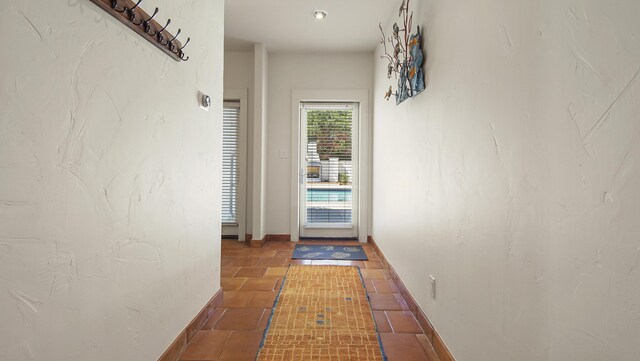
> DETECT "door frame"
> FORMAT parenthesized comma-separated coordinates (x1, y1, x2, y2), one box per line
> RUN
(299, 102, 360, 238)
(221, 89, 248, 241)
(290, 89, 370, 243)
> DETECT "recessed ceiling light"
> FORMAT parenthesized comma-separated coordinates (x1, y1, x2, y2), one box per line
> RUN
(313, 10, 328, 20)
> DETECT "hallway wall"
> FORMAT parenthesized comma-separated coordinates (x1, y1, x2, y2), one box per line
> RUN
(372, 1, 640, 360)
(266, 52, 374, 235)
(253, 44, 270, 240)
(0, 1, 224, 360)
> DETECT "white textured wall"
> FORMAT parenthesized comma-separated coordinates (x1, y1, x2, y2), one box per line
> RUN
(266, 53, 374, 234)
(0, 1, 224, 360)
(372, 1, 640, 360)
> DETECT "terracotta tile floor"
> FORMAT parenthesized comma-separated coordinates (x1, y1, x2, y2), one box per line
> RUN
(178, 240, 436, 361)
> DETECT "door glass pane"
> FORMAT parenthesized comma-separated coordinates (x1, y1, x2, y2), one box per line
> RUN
(305, 107, 353, 225)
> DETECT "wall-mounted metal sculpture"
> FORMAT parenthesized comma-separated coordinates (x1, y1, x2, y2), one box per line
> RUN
(90, 0, 190, 62)
(379, 0, 425, 104)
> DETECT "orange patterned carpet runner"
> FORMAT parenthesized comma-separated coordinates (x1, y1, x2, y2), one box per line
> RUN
(256, 265, 386, 361)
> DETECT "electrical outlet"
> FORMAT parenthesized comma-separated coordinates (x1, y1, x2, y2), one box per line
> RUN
(279, 150, 289, 159)
(429, 275, 436, 299)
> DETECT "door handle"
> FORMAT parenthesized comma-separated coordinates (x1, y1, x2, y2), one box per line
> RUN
(300, 168, 305, 184)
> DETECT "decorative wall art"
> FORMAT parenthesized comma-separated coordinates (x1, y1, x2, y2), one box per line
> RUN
(380, 0, 426, 104)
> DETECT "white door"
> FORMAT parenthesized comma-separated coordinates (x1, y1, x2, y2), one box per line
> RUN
(299, 103, 359, 238)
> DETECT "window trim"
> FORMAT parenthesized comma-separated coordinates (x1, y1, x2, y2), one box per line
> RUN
(222, 89, 248, 241)
(222, 101, 240, 225)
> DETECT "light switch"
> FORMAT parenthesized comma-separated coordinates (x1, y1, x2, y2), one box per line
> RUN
(429, 275, 436, 299)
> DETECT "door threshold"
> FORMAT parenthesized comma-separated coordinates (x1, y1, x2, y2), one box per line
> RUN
(299, 237, 359, 242)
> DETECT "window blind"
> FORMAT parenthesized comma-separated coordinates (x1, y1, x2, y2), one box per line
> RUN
(222, 102, 240, 224)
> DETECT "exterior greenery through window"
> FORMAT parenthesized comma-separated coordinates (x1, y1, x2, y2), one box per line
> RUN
(306, 110, 352, 161)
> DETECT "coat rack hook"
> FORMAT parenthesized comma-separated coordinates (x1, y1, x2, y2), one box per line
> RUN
(110, 0, 126, 13)
(156, 19, 171, 44)
(176, 38, 190, 60)
(143, 7, 159, 34)
(130, 0, 143, 10)
(127, 0, 144, 24)
(167, 29, 182, 51)
(179, 37, 190, 51)
(174, 37, 190, 56)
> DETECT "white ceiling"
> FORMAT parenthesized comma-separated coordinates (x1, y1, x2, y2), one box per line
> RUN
(224, 0, 399, 52)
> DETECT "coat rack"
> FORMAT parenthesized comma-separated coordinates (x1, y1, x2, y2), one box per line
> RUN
(90, 0, 190, 62)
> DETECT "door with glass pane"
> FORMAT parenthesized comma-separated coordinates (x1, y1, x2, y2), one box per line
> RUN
(299, 103, 359, 238)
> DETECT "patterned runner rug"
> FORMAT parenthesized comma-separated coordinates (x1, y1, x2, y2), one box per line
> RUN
(256, 265, 386, 361)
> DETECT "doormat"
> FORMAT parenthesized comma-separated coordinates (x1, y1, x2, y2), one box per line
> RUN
(292, 244, 368, 260)
(256, 265, 387, 361)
